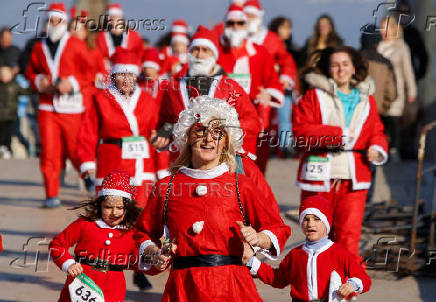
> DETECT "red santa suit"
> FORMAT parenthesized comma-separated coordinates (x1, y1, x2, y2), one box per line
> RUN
(135, 163, 291, 302)
(249, 196, 371, 301)
(95, 4, 143, 60)
(217, 5, 284, 173)
(159, 19, 189, 75)
(25, 5, 91, 200)
(293, 73, 388, 262)
(76, 49, 160, 207)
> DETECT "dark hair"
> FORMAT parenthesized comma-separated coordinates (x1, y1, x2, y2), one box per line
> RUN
(307, 14, 343, 57)
(72, 196, 142, 229)
(300, 46, 368, 94)
(268, 17, 292, 34)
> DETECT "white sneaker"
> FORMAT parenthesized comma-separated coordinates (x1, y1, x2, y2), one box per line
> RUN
(43, 197, 62, 208)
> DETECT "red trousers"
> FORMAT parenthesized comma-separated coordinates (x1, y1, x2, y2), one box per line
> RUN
(301, 180, 367, 265)
(38, 111, 82, 199)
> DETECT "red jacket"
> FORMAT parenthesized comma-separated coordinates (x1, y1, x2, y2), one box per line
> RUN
(158, 71, 262, 155)
(254, 241, 371, 301)
(218, 40, 284, 129)
(249, 28, 299, 91)
(25, 33, 91, 114)
(76, 87, 159, 188)
(49, 218, 138, 302)
(96, 30, 143, 59)
(293, 74, 388, 192)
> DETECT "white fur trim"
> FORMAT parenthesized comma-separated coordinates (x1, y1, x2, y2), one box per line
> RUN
(41, 33, 70, 83)
(280, 74, 295, 88)
(299, 208, 331, 234)
(348, 277, 363, 293)
(138, 240, 156, 271)
(94, 219, 127, 229)
(104, 31, 128, 57)
(107, 8, 123, 17)
(80, 161, 96, 174)
(67, 76, 80, 93)
(296, 179, 331, 192)
(260, 230, 281, 260)
(249, 256, 262, 276)
(179, 163, 229, 179)
(226, 11, 247, 21)
(111, 64, 139, 75)
(244, 6, 264, 17)
(265, 88, 285, 107)
(246, 40, 256, 56)
(35, 74, 45, 93)
(48, 10, 67, 21)
(189, 38, 219, 59)
(247, 152, 257, 160)
(143, 61, 160, 71)
(172, 25, 187, 33)
(61, 259, 75, 273)
(38, 104, 54, 111)
(369, 144, 388, 165)
(98, 188, 131, 199)
(171, 34, 189, 45)
(157, 169, 171, 180)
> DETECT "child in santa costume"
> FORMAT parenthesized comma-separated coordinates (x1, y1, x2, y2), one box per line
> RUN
(49, 171, 143, 302)
(248, 195, 371, 302)
(135, 96, 291, 301)
(76, 47, 160, 207)
(293, 46, 388, 264)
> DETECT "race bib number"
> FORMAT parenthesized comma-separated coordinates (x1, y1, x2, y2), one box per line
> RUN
(54, 93, 84, 113)
(122, 136, 150, 159)
(69, 273, 105, 302)
(228, 73, 251, 94)
(303, 156, 330, 181)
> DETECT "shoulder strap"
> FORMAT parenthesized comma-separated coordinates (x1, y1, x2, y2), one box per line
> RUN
(163, 174, 176, 226)
(235, 154, 245, 175)
(235, 173, 249, 226)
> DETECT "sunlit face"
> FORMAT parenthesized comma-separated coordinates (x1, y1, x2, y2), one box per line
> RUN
(114, 73, 137, 95)
(190, 45, 214, 60)
(319, 18, 332, 37)
(0, 31, 12, 48)
(188, 119, 228, 168)
(302, 214, 327, 242)
(109, 15, 125, 35)
(70, 20, 87, 41)
(49, 16, 67, 27)
(101, 196, 126, 227)
(0, 66, 13, 83)
(277, 20, 291, 41)
(172, 41, 187, 56)
(329, 52, 355, 88)
(143, 67, 158, 79)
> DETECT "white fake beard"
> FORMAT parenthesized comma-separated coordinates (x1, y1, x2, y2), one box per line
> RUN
(187, 54, 216, 76)
(247, 18, 262, 34)
(48, 23, 67, 42)
(224, 28, 248, 47)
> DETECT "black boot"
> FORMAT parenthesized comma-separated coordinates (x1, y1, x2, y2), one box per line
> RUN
(133, 272, 152, 291)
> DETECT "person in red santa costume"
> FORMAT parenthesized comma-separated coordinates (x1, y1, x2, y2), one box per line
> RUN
(49, 171, 144, 302)
(152, 25, 261, 156)
(135, 96, 291, 301)
(248, 195, 371, 302)
(95, 3, 143, 68)
(25, 2, 91, 207)
(159, 19, 190, 76)
(293, 46, 388, 264)
(217, 4, 284, 174)
(76, 47, 160, 208)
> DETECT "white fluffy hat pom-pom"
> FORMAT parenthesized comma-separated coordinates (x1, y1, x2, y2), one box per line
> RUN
(192, 221, 205, 234)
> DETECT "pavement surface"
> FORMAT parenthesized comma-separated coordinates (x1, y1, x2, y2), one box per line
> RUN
(0, 158, 435, 301)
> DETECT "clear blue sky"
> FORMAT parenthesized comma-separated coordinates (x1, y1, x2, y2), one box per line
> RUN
(4, 0, 393, 49)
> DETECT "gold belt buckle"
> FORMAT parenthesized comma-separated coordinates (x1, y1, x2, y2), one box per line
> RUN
(93, 258, 109, 273)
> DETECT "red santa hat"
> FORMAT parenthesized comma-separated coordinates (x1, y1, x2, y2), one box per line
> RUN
(98, 170, 135, 200)
(225, 4, 247, 22)
(110, 47, 141, 75)
(142, 47, 161, 71)
(189, 25, 219, 59)
(106, 3, 123, 17)
(172, 19, 188, 34)
(299, 196, 332, 234)
(243, 0, 264, 17)
(47, 2, 68, 21)
(70, 6, 88, 22)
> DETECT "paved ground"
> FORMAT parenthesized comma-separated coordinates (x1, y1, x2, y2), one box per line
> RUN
(0, 158, 435, 301)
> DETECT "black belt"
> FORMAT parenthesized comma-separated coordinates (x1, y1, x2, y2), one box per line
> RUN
(172, 255, 242, 270)
(75, 256, 126, 272)
(101, 138, 122, 147)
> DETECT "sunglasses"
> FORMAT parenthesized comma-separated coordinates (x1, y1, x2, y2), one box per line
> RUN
(192, 124, 227, 141)
(226, 20, 246, 27)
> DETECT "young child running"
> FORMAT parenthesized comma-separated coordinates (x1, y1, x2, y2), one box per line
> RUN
(247, 195, 371, 302)
(49, 171, 143, 302)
